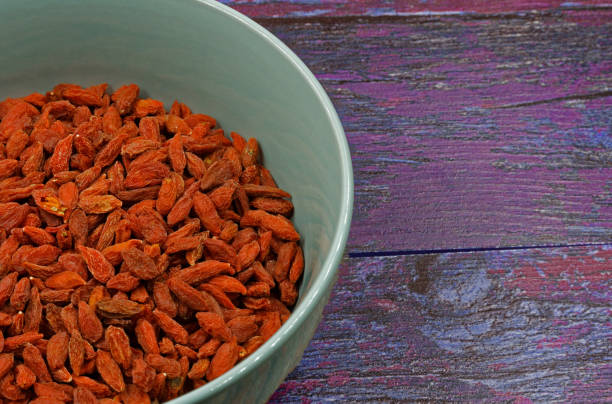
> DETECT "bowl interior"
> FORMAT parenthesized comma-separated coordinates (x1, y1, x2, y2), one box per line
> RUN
(0, 0, 353, 401)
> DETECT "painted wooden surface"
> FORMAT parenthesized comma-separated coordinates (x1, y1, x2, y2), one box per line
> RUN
(258, 10, 612, 252)
(271, 247, 612, 402)
(221, 0, 611, 18)
(223, 1, 612, 402)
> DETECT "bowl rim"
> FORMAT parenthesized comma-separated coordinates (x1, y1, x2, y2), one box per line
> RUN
(168, 0, 354, 402)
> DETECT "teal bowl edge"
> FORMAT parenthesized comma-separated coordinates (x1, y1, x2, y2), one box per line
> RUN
(165, 0, 354, 402)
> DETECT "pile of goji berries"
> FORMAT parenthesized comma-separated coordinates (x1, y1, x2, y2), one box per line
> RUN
(0, 83, 303, 403)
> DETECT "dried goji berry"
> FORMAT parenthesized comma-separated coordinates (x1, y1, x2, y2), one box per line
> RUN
(45, 271, 86, 289)
(96, 349, 125, 392)
(195, 312, 232, 342)
(206, 340, 238, 381)
(121, 247, 162, 280)
(78, 194, 122, 214)
(111, 84, 139, 115)
(48, 134, 74, 175)
(124, 161, 169, 189)
(133, 99, 164, 117)
(78, 245, 115, 283)
(46, 331, 69, 369)
(96, 298, 143, 319)
(0, 84, 304, 401)
(144, 354, 181, 378)
(167, 278, 221, 314)
(77, 301, 103, 343)
(135, 319, 159, 354)
(152, 309, 188, 344)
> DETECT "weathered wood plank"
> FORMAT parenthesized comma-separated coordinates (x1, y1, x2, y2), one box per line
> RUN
(222, 0, 610, 18)
(270, 246, 612, 402)
(254, 12, 612, 252)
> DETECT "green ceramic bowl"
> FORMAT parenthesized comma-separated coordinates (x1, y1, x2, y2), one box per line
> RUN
(0, 0, 352, 402)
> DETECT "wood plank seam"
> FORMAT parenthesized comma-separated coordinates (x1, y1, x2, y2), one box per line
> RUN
(252, 5, 612, 23)
(486, 89, 612, 109)
(348, 242, 612, 258)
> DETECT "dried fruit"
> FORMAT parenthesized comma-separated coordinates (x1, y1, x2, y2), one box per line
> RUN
(96, 350, 125, 392)
(69, 331, 85, 376)
(241, 209, 300, 241)
(193, 192, 223, 235)
(78, 194, 122, 214)
(121, 247, 162, 280)
(167, 278, 220, 313)
(0, 272, 18, 306)
(289, 246, 304, 283)
(77, 301, 103, 342)
(144, 354, 181, 378)
(206, 341, 239, 381)
(105, 326, 132, 370)
(96, 298, 143, 319)
(4, 331, 43, 350)
(78, 245, 115, 283)
(152, 281, 177, 318)
(49, 134, 74, 174)
(187, 358, 210, 380)
(134, 99, 164, 117)
(250, 196, 294, 216)
(111, 84, 139, 115)
(23, 343, 52, 382)
(0, 83, 303, 401)
(131, 358, 155, 392)
(135, 319, 159, 354)
(101, 239, 143, 266)
(0, 353, 14, 379)
(95, 132, 128, 168)
(195, 312, 232, 342)
(227, 316, 258, 343)
(46, 331, 69, 369)
(106, 272, 139, 292)
(73, 386, 98, 404)
(208, 275, 248, 295)
(152, 309, 188, 344)
(73, 375, 112, 397)
(197, 338, 222, 358)
(172, 260, 232, 285)
(6, 129, 29, 159)
(32, 189, 68, 217)
(237, 240, 260, 270)
(156, 174, 179, 215)
(167, 180, 199, 226)
(200, 159, 234, 191)
(15, 364, 36, 389)
(203, 238, 237, 266)
(10, 277, 31, 311)
(63, 86, 103, 106)
(168, 134, 186, 172)
(124, 161, 170, 189)
(273, 241, 297, 282)
(45, 271, 86, 289)
(121, 383, 151, 404)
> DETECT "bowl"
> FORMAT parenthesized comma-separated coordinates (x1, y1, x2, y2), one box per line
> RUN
(0, 0, 353, 402)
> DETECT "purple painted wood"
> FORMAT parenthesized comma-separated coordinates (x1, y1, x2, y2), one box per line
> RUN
(221, 0, 610, 18)
(254, 10, 612, 252)
(271, 246, 612, 402)
(220, 2, 612, 403)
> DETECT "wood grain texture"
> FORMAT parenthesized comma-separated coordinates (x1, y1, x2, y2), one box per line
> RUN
(254, 11, 612, 252)
(226, 3, 612, 402)
(221, 0, 611, 18)
(270, 246, 612, 402)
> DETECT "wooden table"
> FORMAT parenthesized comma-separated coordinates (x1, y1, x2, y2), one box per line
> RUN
(224, 1, 612, 401)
